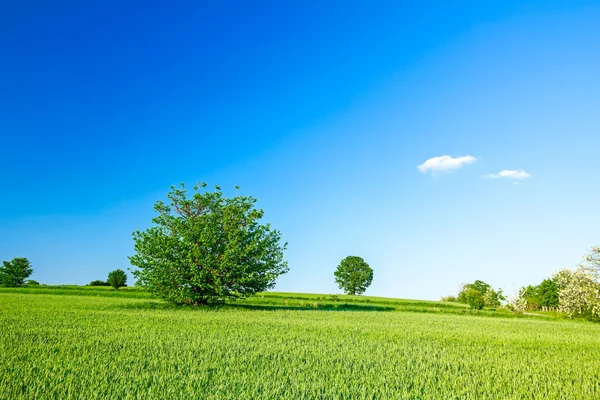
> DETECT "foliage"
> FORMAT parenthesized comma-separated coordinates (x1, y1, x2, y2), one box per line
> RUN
(537, 278, 559, 307)
(2, 293, 600, 399)
(130, 183, 288, 305)
(440, 295, 457, 302)
(583, 245, 600, 270)
(107, 269, 128, 291)
(0, 284, 151, 299)
(26, 280, 40, 285)
(333, 256, 373, 295)
(554, 265, 600, 320)
(0, 258, 33, 287)
(505, 290, 528, 313)
(457, 280, 504, 308)
(89, 280, 110, 286)
(463, 288, 485, 309)
(519, 279, 559, 310)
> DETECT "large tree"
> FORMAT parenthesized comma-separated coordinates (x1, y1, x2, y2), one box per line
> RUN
(0, 258, 33, 287)
(334, 256, 373, 295)
(129, 183, 288, 305)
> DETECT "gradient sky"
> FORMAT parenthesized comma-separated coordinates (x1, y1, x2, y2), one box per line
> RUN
(1, 1, 599, 299)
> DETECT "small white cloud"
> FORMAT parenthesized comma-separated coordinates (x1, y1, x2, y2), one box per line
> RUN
(484, 170, 531, 180)
(417, 155, 477, 174)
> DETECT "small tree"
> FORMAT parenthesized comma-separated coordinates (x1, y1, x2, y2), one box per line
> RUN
(0, 258, 33, 287)
(554, 246, 600, 320)
(554, 265, 600, 319)
(457, 280, 504, 308)
(464, 288, 486, 310)
(334, 256, 373, 296)
(537, 278, 559, 308)
(107, 269, 127, 291)
(130, 183, 288, 305)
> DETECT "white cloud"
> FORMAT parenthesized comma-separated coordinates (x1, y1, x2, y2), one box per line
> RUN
(417, 155, 477, 174)
(484, 170, 531, 180)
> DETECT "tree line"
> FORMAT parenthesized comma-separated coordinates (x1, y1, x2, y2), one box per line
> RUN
(441, 246, 600, 320)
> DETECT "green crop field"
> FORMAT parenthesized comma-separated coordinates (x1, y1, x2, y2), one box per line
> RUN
(1, 289, 600, 399)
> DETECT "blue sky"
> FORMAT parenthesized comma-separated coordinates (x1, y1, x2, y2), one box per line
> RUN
(1, 1, 599, 299)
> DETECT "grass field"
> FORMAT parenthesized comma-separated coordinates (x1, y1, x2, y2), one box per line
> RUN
(1, 289, 600, 399)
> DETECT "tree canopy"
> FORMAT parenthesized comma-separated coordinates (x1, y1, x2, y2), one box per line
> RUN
(457, 280, 504, 308)
(0, 258, 33, 287)
(519, 278, 559, 310)
(334, 256, 373, 296)
(553, 246, 600, 320)
(129, 183, 288, 305)
(107, 269, 127, 290)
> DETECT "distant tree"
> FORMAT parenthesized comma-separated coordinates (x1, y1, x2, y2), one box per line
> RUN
(517, 278, 559, 311)
(457, 280, 504, 308)
(464, 288, 486, 310)
(484, 287, 504, 307)
(26, 280, 40, 286)
(130, 183, 288, 305)
(334, 256, 373, 296)
(88, 280, 110, 286)
(554, 247, 600, 320)
(0, 258, 33, 287)
(536, 278, 559, 308)
(519, 285, 540, 310)
(107, 269, 127, 291)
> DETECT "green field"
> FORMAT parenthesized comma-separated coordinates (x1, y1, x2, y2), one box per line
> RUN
(1, 289, 600, 399)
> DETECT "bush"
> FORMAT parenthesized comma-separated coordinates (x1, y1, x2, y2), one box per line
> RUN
(457, 280, 504, 308)
(554, 265, 600, 320)
(26, 280, 40, 285)
(89, 280, 110, 286)
(440, 295, 457, 302)
(464, 288, 486, 310)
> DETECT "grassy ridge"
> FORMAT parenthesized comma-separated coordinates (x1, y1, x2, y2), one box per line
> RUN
(0, 286, 515, 317)
(2, 291, 600, 399)
(0, 285, 152, 298)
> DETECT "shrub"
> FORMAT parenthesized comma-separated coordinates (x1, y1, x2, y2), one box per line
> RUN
(440, 295, 457, 302)
(464, 288, 486, 310)
(457, 280, 504, 308)
(26, 280, 40, 285)
(89, 280, 110, 286)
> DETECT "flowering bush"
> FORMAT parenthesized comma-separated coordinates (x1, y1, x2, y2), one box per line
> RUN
(554, 247, 600, 320)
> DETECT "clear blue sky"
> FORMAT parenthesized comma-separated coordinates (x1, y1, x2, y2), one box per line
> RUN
(1, 1, 599, 299)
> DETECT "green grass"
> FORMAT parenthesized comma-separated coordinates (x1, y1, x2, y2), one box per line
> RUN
(0, 284, 152, 298)
(0, 286, 516, 317)
(1, 290, 599, 399)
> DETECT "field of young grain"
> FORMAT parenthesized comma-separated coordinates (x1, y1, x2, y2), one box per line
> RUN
(1, 291, 599, 399)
